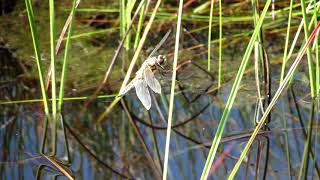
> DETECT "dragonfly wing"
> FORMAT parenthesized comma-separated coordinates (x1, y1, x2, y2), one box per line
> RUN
(143, 66, 161, 94)
(118, 80, 135, 96)
(134, 79, 151, 110)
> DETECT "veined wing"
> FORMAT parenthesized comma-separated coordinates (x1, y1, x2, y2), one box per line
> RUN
(143, 65, 161, 94)
(118, 80, 135, 96)
(134, 79, 151, 110)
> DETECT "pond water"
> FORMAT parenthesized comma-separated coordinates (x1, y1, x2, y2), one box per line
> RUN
(0, 0, 319, 179)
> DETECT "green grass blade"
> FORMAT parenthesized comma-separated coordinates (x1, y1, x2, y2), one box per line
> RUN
(300, 0, 316, 97)
(24, 0, 50, 117)
(120, 0, 126, 42)
(313, 2, 319, 96)
(58, 0, 77, 111)
(125, 0, 136, 49)
(228, 21, 320, 179)
(298, 101, 315, 179)
(49, 0, 57, 155)
(314, 99, 319, 176)
(279, 0, 294, 178)
(133, 1, 146, 50)
(200, 1, 271, 179)
(162, 0, 183, 180)
(280, 0, 294, 83)
(207, 0, 214, 71)
(218, 0, 222, 87)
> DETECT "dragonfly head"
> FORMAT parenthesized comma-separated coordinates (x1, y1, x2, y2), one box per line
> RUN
(156, 55, 166, 69)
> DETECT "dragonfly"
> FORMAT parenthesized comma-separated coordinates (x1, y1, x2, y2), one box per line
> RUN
(118, 30, 171, 110)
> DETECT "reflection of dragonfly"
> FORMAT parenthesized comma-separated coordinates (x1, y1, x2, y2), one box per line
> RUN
(118, 30, 171, 110)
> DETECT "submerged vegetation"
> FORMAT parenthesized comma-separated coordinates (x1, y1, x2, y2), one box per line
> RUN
(0, 0, 320, 179)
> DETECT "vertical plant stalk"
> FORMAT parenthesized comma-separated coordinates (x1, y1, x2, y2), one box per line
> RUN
(227, 22, 320, 179)
(120, 0, 126, 43)
(314, 100, 319, 177)
(56, 0, 77, 164)
(49, 0, 57, 155)
(313, 3, 319, 96)
(300, 0, 316, 97)
(280, 0, 294, 82)
(279, 0, 293, 178)
(163, 1, 183, 180)
(313, 2, 320, 175)
(44, 0, 81, 92)
(96, 0, 163, 124)
(218, 0, 222, 87)
(133, 0, 147, 50)
(298, 101, 315, 179)
(200, 1, 271, 179)
(125, 0, 136, 49)
(24, 0, 50, 117)
(286, 1, 317, 65)
(291, 88, 320, 178)
(58, 0, 77, 111)
(207, 0, 214, 71)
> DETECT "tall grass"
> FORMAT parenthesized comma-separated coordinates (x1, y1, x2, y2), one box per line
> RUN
(24, 0, 50, 117)
(162, 0, 183, 179)
(200, 1, 271, 179)
(300, 0, 316, 97)
(58, 0, 77, 111)
(228, 21, 320, 179)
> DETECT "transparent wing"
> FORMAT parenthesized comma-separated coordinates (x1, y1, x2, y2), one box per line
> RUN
(118, 80, 135, 96)
(143, 66, 161, 94)
(134, 79, 151, 110)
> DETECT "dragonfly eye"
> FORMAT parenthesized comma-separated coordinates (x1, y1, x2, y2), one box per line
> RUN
(157, 55, 166, 65)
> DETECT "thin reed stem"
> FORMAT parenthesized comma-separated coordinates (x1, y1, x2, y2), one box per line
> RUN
(207, 0, 214, 72)
(163, 0, 183, 179)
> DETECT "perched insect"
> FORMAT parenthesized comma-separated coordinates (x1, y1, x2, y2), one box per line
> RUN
(118, 30, 171, 110)
(118, 55, 166, 110)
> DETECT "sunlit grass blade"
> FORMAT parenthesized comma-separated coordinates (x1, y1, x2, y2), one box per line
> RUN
(300, 0, 315, 97)
(24, 0, 49, 117)
(218, 0, 222, 87)
(200, 1, 272, 179)
(207, 0, 214, 72)
(49, 0, 57, 156)
(279, 0, 294, 178)
(228, 21, 320, 179)
(120, 0, 126, 45)
(280, 0, 294, 82)
(96, 0, 163, 124)
(58, 0, 77, 111)
(163, 0, 183, 180)
(134, 0, 147, 50)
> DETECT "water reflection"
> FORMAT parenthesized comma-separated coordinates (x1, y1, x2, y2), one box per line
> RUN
(1, 55, 320, 179)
